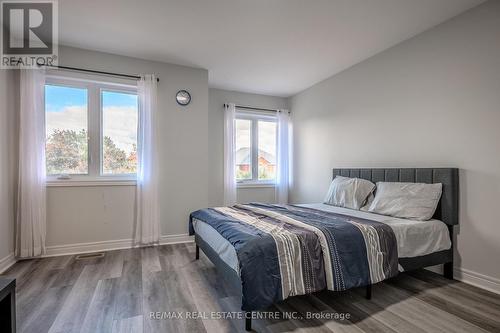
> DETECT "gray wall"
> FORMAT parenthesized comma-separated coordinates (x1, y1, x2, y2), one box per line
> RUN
(289, 1, 500, 282)
(208, 88, 288, 206)
(0, 69, 17, 263)
(46, 46, 209, 247)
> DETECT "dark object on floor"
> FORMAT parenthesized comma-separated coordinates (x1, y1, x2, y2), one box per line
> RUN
(0, 277, 16, 333)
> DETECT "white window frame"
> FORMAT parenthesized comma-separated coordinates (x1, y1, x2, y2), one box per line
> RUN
(45, 73, 138, 186)
(235, 110, 277, 187)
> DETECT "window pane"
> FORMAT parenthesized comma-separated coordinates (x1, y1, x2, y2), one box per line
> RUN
(258, 121, 277, 181)
(102, 91, 138, 174)
(45, 84, 88, 175)
(235, 119, 252, 180)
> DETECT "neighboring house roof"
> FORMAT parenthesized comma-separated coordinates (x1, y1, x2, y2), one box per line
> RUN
(236, 147, 276, 165)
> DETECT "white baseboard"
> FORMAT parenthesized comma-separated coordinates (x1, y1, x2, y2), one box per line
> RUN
(455, 267, 500, 295)
(43, 234, 194, 257)
(44, 238, 135, 257)
(425, 265, 500, 295)
(160, 234, 194, 245)
(0, 253, 16, 274)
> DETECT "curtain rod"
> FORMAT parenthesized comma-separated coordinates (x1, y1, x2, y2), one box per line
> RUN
(223, 104, 289, 113)
(43, 64, 160, 82)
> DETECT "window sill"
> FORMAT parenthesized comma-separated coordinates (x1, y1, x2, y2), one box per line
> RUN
(237, 182, 276, 189)
(46, 179, 137, 187)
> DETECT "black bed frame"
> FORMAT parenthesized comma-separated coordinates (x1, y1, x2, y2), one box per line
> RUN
(195, 168, 459, 331)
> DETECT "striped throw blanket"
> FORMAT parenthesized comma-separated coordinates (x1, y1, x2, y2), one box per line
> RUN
(189, 203, 398, 311)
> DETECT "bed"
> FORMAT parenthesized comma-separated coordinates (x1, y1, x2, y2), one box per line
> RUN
(189, 168, 459, 331)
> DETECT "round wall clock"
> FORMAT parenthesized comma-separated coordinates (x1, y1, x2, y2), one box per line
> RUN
(176, 90, 191, 106)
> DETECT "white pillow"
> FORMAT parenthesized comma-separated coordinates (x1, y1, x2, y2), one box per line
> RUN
(324, 176, 376, 210)
(368, 182, 442, 221)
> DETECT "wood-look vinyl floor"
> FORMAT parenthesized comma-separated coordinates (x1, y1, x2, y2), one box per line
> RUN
(2, 243, 500, 333)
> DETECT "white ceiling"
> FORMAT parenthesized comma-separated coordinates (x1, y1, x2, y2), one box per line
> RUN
(58, 0, 484, 97)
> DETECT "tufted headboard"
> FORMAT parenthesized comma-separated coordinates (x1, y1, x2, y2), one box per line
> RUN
(332, 168, 459, 226)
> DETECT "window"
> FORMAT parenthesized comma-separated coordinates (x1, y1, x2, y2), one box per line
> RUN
(45, 85, 89, 175)
(235, 119, 252, 181)
(235, 112, 277, 185)
(45, 76, 138, 182)
(258, 121, 277, 181)
(101, 91, 138, 174)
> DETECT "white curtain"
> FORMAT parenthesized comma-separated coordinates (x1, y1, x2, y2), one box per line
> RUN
(16, 69, 46, 258)
(275, 110, 292, 204)
(223, 103, 237, 206)
(134, 74, 160, 246)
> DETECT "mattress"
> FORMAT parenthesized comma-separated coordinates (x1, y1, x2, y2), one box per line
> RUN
(192, 203, 452, 274)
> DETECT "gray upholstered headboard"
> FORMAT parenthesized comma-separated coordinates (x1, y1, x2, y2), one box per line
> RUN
(332, 168, 459, 226)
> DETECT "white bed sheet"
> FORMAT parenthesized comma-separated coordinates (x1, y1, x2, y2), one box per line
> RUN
(192, 203, 451, 274)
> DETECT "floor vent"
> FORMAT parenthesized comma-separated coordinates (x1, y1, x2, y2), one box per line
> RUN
(75, 252, 105, 260)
